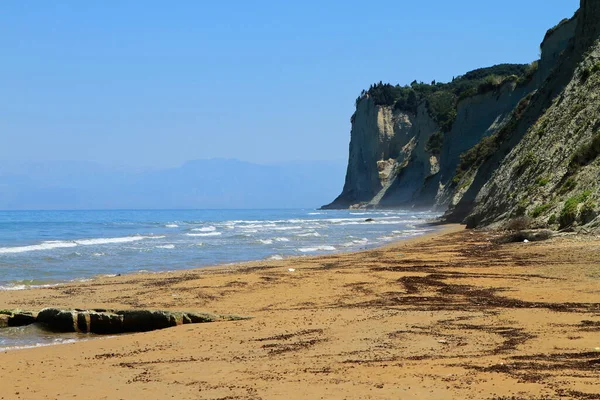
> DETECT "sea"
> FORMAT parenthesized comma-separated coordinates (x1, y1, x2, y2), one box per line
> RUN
(0, 208, 439, 350)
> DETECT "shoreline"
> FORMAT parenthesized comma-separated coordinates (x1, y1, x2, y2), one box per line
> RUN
(0, 220, 446, 293)
(0, 224, 598, 399)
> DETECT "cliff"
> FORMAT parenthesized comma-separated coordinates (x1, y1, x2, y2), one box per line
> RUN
(324, 0, 600, 231)
(456, 0, 600, 230)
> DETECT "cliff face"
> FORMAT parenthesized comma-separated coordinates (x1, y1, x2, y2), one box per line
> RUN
(431, 81, 534, 208)
(325, 1, 600, 231)
(444, 14, 580, 222)
(324, 11, 576, 211)
(457, 0, 600, 230)
(326, 96, 445, 209)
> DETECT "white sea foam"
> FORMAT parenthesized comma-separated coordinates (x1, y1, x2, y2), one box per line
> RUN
(272, 226, 303, 231)
(274, 237, 290, 242)
(259, 239, 273, 245)
(342, 238, 369, 247)
(298, 245, 336, 253)
(337, 220, 409, 226)
(297, 232, 321, 237)
(268, 255, 284, 260)
(240, 223, 278, 230)
(72, 278, 92, 283)
(186, 232, 222, 237)
(0, 282, 59, 291)
(0, 241, 78, 254)
(0, 338, 80, 352)
(156, 244, 175, 249)
(191, 226, 216, 232)
(74, 236, 151, 246)
(0, 284, 27, 291)
(165, 224, 179, 228)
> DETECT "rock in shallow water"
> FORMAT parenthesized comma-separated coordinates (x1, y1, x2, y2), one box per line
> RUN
(29, 308, 250, 334)
(8, 311, 37, 327)
(0, 310, 38, 328)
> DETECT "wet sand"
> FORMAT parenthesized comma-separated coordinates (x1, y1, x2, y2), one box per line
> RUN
(0, 224, 599, 400)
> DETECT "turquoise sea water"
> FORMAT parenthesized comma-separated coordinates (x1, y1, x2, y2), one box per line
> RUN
(0, 209, 439, 290)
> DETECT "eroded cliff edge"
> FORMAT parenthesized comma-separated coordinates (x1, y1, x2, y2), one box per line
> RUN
(324, 0, 600, 231)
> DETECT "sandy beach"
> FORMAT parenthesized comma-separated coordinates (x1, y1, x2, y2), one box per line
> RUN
(0, 224, 599, 400)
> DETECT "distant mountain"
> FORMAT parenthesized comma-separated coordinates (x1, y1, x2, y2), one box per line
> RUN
(0, 159, 346, 210)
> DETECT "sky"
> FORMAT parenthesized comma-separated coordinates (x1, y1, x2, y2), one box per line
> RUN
(0, 0, 580, 169)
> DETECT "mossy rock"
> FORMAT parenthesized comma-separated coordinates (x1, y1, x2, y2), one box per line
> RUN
(37, 308, 77, 332)
(6, 308, 252, 334)
(88, 312, 124, 334)
(8, 311, 36, 327)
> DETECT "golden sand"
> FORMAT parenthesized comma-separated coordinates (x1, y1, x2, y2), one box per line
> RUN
(0, 225, 598, 399)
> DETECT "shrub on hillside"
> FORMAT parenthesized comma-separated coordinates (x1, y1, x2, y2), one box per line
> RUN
(559, 190, 592, 228)
(505, 216, 531, 231)
(568, 132, 600, 174)
(426, 91, 457, 132)
(531, 203, 552, 218)
(425, 131, 444, 156)
(496, 229, 553, 244)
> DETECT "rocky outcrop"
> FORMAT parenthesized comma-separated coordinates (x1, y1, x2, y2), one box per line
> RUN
(0, 308, 250, 334)
(575, 0, 600, 56)
(323, 96, 412, 209)
(431, 81, 536, 209)
(0, 310, 37, 327)
(461, 41, 600, 229)
(445, 0, 600, 229)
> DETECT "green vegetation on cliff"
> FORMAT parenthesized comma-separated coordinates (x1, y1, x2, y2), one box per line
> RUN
(361, 64, 530, 125)
(359, 64, 532, 156)
(452, 92, 535, 184)
(559, 190, 592, 228)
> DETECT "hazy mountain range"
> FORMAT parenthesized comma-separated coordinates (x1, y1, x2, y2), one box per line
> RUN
(0, 159, 346, 210)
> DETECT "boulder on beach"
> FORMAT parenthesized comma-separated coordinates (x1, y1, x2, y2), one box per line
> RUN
(0, 310, 37, 327)
(8, 311, 37, 327)
(37, 308, 77, 332)
(88, 311, 124, 334)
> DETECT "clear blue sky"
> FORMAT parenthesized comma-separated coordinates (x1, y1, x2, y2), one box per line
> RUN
(0, 0, 579, 168)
